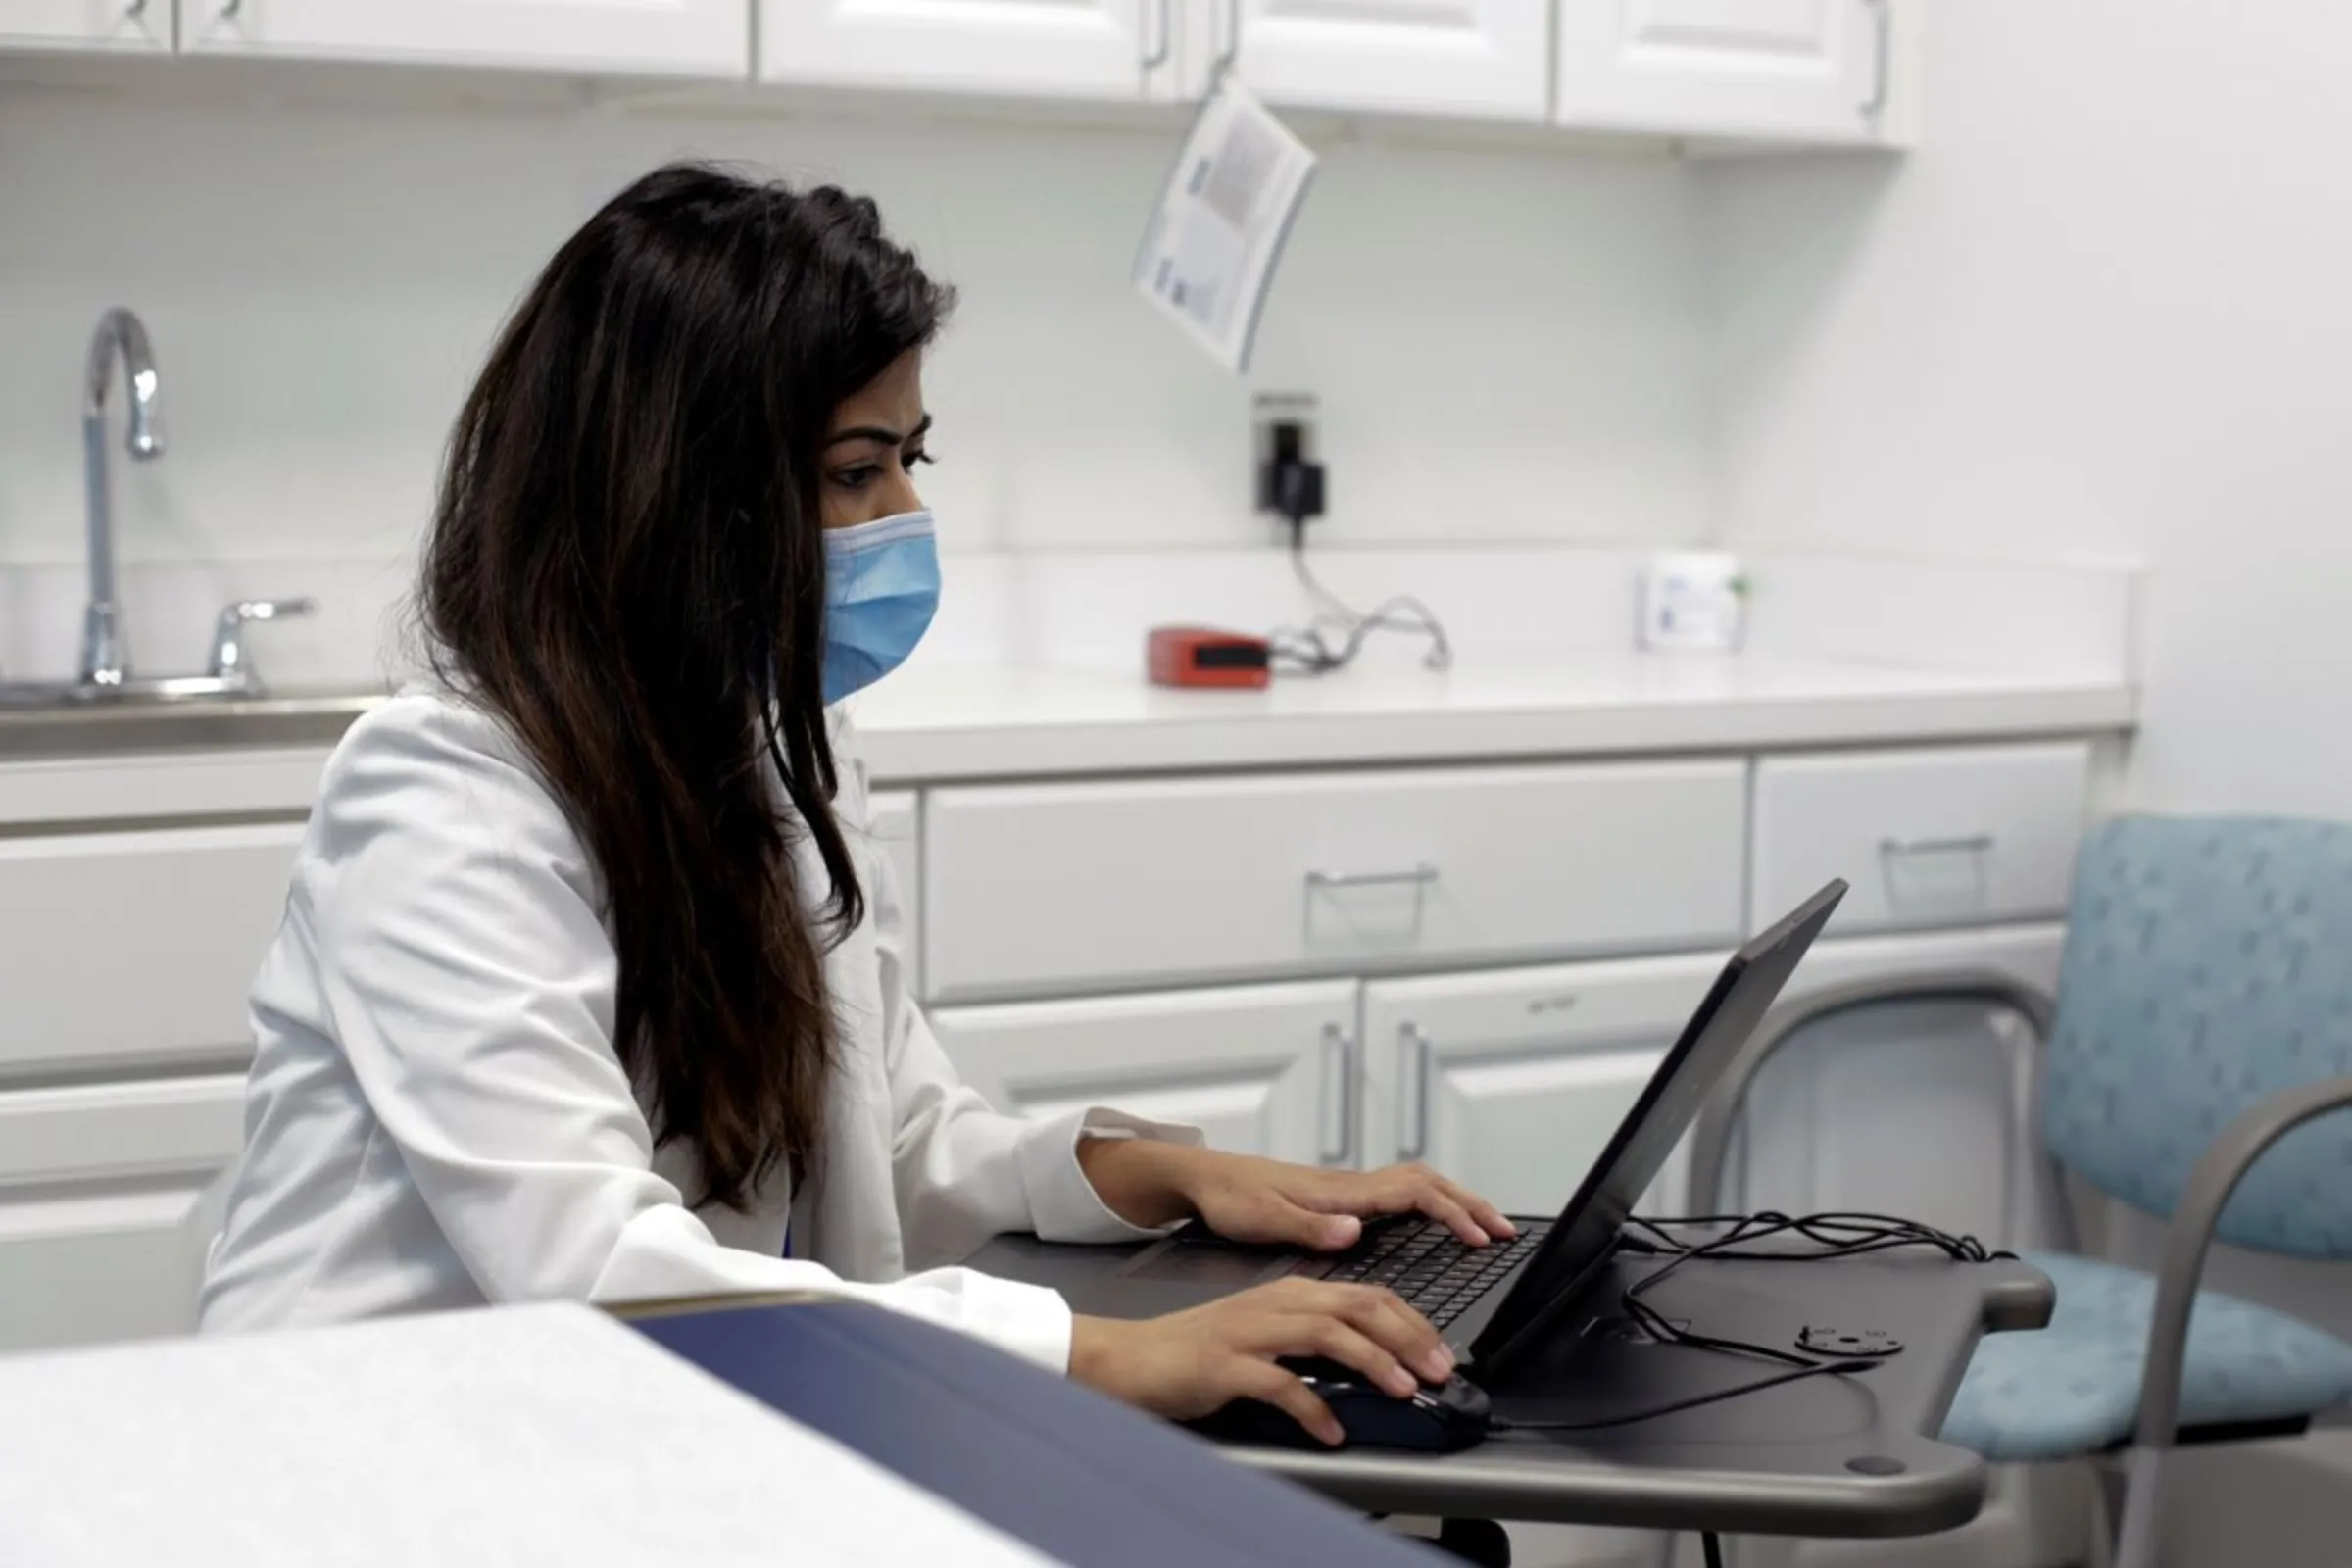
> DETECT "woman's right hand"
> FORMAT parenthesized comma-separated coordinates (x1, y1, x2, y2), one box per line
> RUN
(1068, 1277, 1455, 1446)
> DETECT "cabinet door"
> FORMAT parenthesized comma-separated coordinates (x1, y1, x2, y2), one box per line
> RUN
(1715, 923, 2066, 1243)
(179, 0, 751, 77)
(1363, 954, 1726, 1218)
(1554, 0, 1890, 144)
(0, 1074, 248, 1352)
(761, 0, 1176, 102)
(928, 981, 1358, 1167)
(1201, 0, 1549, 122)
(0, 1, 170, 51)
(866, 790, 922, 999)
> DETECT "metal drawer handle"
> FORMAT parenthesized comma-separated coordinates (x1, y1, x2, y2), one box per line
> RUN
(1140, 0, 1172, 71)
(1305, 864, 1439, 893)
(1861, 0, 1891, 117)
(1319, 1023, 1355, 1165)
(1304, 863, 1439, 947)
(1878, 833, 1994, 858)
(1396, 1023, 1431, 1161)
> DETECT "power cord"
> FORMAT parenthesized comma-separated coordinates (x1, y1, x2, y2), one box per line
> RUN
(1266, 518, 1453, 677)
(1488, 1210, 2013, 1437)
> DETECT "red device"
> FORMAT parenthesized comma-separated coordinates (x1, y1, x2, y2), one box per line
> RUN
(1148, 625, 1272, 689)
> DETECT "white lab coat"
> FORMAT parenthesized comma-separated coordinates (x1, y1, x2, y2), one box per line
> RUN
(198, 688, 1195, 1370)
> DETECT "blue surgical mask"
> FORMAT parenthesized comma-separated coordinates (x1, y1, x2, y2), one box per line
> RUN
(822, 509, 940, 705)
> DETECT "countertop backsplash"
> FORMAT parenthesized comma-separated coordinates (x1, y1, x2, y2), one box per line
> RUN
(0, 544, 2142, 700)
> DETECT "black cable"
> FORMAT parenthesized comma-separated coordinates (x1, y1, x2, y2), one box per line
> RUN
(1267, 519, 1452, 677)
(1490, 1209, 2008, 1438)
(1704, 1531, 1727, 1568)
(1490, 1357, 1880, 1435)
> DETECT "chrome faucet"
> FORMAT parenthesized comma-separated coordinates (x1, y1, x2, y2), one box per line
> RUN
(0, 307, 319, 710)
(81, 306, 162, 687)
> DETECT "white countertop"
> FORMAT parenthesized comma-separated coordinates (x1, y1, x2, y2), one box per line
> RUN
(845, 654, 2136, 784)
(0, 653, 2135, 825)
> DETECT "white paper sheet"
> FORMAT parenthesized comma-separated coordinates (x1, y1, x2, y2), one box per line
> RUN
(0, 1303, 1063, 1567)
(1133, 72, 1317, 373)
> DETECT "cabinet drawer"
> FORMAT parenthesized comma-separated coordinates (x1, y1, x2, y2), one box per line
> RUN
(924, 761, 1748, 1001)
(1752, 744, 2091, 936)
(0, 1073, 246, 1352)
(0, 822, 305, 1076)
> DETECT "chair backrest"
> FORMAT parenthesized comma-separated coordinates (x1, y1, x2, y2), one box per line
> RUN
(2041, 814, 2352, 1260)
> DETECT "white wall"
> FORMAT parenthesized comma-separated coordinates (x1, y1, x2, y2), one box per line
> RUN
(0, 85, 1709, 582)
(1703, 0, 2352, 820)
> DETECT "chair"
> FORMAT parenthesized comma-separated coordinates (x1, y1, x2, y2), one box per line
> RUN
(1689, 815, 2352, 1568)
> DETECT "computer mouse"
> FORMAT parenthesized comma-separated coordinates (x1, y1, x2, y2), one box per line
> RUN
(1188, 1357, 1492, 1452)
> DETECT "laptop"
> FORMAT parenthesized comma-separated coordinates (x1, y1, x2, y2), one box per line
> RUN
(964, 880, 1847, 1378)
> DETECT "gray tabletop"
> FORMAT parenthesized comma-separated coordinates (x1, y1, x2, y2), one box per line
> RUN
(1213, 1251, 2054, 1538)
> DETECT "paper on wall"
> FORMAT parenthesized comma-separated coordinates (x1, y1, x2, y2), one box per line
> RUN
(1133, 73, 1317, 373)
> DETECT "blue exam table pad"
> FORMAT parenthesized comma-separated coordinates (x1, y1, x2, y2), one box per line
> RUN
(631, 1298, 1441, 1568)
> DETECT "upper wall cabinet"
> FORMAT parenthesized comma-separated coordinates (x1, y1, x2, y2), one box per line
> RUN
(1194, 0, 1551, 122)
(0, 1, 170, 51)
(760, 0, 1181, 103)
(178, 0, 752, 78)
(1554, 0, 1893, 144)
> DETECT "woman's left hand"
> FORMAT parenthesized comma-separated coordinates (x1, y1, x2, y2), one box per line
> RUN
(1080, 1142, 1517, 1250)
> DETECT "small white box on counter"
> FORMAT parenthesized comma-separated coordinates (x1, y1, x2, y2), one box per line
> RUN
(1638, 552, 1748, 654)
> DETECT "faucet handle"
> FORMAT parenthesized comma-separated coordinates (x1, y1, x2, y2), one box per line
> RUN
(208, 597, 317, 685)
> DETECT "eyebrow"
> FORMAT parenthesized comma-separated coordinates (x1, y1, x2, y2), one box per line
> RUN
(823, 413, 933, 450)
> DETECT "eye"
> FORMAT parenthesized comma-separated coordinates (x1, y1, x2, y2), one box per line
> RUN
(905, 448, 936, 469)
(830, 464, 882, 491)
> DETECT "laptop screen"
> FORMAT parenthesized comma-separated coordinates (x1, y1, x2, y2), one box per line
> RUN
(1469, 880, 1847, 1369)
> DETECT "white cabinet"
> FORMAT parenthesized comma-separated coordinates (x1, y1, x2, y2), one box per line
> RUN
(0, 821, 303, 1077)
(925, 760, 1745, 1001)
(0, 1074, 247, 1351)
(1751, 743, 2091, 938)
(928, 980, 1357, 1166)
(1361, 953, 1726, 1218)
(1715, 923, 2066, 1241)
(761, 0, 1178, 102)
(1554, 0, 1892, 144)
(0, 1, 170, 51)
(1197, 0, 1551, 122)
(866, 790, 923, 997)
(178, 0, 752, 78)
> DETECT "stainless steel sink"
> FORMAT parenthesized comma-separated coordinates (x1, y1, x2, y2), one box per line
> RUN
(0, 683, 389, 759)
(0, 675, 261, 711)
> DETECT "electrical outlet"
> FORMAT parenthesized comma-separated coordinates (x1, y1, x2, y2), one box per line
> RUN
(1253, 390, 1325, 530)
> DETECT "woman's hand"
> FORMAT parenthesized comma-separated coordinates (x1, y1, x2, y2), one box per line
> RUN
(1068, 1279, 1454, 1446)
(1079, 1139, 1516, 1251)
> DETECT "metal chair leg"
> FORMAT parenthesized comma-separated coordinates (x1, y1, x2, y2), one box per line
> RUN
(2084, 1456, 2121, 1568)
(2111, 1448, 2165, 1568)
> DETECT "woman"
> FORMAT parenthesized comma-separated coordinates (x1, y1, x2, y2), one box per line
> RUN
(199, 164, 1512, 1446)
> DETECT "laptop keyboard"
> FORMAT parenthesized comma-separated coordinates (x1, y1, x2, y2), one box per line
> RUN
(1298, 1218, 1550, 1329)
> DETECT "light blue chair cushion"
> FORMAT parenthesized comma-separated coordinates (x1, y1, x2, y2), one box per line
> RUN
(1941, 1250, 2352, 1462)
(2041, 816, 2352, 1259)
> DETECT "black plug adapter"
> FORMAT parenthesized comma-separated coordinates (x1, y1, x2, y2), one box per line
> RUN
(1257, 418, 1326, 529)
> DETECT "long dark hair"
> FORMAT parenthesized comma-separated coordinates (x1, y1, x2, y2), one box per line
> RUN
(420, 163, 953, 1209)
